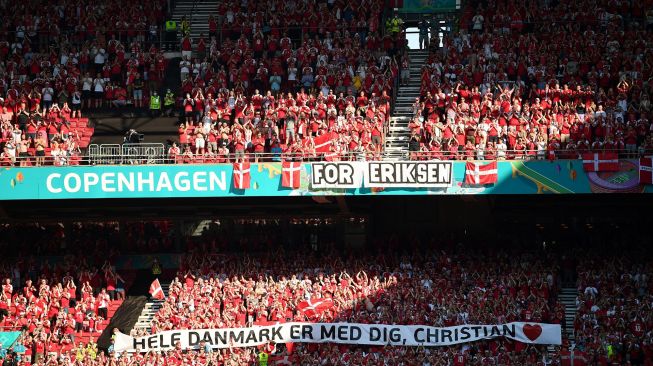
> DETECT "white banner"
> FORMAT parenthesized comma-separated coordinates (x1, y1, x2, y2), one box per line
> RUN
(309, 161, 454, 189)
(114, 322, 561, 353)
(364, 161, 453, 188)
(310, 162, 365, 189)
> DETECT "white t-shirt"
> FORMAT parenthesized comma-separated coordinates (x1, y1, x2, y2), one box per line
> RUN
(12, 130, 21, 143)
(93, 78, 105, 92)
(5, 143, 16, 157)
(472, 15, 484, 30)
(288, 67, 297, 81)
(180, 61, 190, 74)
(497, 143, 507, 157)
(42, 87, 54, 101)
(82, 77, 93, 91)
(94, 52, 105, 65)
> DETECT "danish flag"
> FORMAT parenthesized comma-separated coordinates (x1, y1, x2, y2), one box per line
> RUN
(233, 162, 251, 189)
(270, 355, 295, 365)
(313, 132, 336, 154)
(582, 152, 619, 172)
(465, 161, 498, 185)
(296, 297, 334, 319)
(640, 158, 653, 185)
(149, 279, 165, 300)
(281, 161, 302, 189)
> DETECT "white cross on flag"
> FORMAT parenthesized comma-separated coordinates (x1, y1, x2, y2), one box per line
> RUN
(465, 161, 498, 185)
(233, 162, 251, 189)
(270, 355, 295, 365)
(313, 132, 336, 154)
(582, 152, 619, 172)
(296, 297, 334, 319)
(281, 161, 302, 189)
(640, 158, 653, 185)
(149, 279, 165, 300)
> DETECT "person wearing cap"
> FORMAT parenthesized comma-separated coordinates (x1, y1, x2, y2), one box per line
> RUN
(164, 89, 176, 117)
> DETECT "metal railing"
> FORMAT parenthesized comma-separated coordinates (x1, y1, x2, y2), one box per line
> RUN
(88, 143, 166, 165)
(5, 145, 652, 168)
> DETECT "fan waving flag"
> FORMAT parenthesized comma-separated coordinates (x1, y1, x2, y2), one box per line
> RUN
(314, 132, 335, 154)
(465, 161, 498, 185)
(281, 161, 302, 189)
(640, 158, 653, 184)
(582, 152, 619, 172)
(149, 279, 165, 300)
(297, 297, 334, 319)
(233, 162, 251, 189)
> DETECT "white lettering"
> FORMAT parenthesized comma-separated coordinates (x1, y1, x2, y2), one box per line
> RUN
(193, 171, 207, 191)
(83, 173, 99, 192)
(138, 172, 155, 192)
(208, 171, 227, 191)
(364, 162, 453, 188)
(46, 173, 62, 193)
(381, 164, 393, 183)
(370, 164, 380, 182)
(325, 165, 338, 183)
(313, 164, 325, 184)
(175, 172, 190, 191)
(439, 164, 451, 183)
(156, 173, 173, 192)
(118, 173, 135, 192)
(340, 164, 354, 184)
(101, 173, 116, 192)
(63, 174, 81, 193)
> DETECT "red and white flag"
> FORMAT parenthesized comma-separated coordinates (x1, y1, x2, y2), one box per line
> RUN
(270, 355, 295, 365)
(582, 152, 619, 172)
(296, 297, 334, 319)
(149, 279, 165, 300)
(233, 162, 251, 189)
(314, 132, 335, 154)
(640, 158, 653, 184)
(281, 161, 302, 189)
(465, 161, 498, 185)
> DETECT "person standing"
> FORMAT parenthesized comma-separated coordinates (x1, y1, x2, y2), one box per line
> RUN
(164, 19, 177, 51)
(150, 91, 161, 117)
(418, 17, 430, 50)
(164, 89, 175, 116)
(133, 73, 144, 108)
(96, 289, 110, 319)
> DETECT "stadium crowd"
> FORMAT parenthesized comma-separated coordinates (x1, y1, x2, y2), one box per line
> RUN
(170, 0, 402, 163)
(409, 0, 653, 160)
(0, 257, 126, 365)
(0, 0, 169, 166)
(0, 219, 650, 365)
(134, 248, 562, 365)
(572, 252, 653, 364)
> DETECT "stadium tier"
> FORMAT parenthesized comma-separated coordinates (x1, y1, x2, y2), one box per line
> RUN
(1, 0, 653, 365)
(0, 216, 651, 365)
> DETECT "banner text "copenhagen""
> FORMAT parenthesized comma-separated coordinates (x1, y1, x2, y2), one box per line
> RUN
(46, 171, 228, 193)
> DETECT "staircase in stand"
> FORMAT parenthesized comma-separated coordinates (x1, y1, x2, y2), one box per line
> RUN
(170, 0, 216, 42)
(133, 282, 170, 332)
(559, 287, 577, 342)
(385, 49, 429, 160)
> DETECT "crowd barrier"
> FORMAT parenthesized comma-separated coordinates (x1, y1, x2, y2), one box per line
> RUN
(5, 144, 653, 167)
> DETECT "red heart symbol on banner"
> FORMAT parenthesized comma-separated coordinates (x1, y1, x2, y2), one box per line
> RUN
(522, 324, 543, 341)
